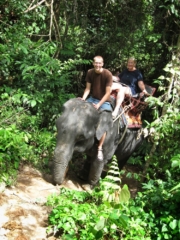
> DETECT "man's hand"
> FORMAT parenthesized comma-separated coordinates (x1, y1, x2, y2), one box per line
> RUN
(93, 103, 100, 110)
(139, 90, 150, 98)
(77, 97, 85, 101)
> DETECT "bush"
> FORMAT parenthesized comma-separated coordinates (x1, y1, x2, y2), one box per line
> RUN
(0, 86, 56, 185)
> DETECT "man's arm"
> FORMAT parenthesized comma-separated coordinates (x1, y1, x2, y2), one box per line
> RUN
(82, 82, 91, 100)
(138, 81, 149, 96)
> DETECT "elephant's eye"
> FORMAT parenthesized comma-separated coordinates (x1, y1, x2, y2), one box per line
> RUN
(59, 126, 66, 135)
(76, 135, 84, 141)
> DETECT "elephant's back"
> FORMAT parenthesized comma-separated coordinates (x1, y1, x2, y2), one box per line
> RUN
(63, 98, 98, 118)
(56, 98, 99, 128)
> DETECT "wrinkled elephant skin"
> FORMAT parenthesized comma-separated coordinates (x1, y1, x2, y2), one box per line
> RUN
(53, 98, 143, 186)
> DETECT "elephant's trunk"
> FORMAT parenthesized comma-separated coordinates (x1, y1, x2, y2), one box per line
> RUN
(53, 142, 74, 185)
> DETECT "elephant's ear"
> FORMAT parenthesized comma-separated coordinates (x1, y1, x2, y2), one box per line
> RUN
(96, 111, 113, 140)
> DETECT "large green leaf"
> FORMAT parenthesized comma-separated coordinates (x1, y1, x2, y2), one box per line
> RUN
(119, 184, 130, 203)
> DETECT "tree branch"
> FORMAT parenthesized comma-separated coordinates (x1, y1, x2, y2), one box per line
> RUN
(24, 0, 46, 13)
(49, 0, 54, 41)
(27, 0, 37, 9)
(45, 0, 62, 57)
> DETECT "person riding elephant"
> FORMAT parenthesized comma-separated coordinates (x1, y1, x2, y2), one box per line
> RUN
(52, 57, 149, 188)
(80, 55, 113, 161)
(111, 57, 149, 119)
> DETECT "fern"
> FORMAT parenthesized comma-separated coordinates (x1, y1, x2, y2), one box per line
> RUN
(99, 155, 130, 203)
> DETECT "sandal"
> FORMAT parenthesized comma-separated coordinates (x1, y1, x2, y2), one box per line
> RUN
(97, 148, 103, 161)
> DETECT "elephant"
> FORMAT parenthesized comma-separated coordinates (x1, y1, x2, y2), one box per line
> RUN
(53, 98, 144, 187)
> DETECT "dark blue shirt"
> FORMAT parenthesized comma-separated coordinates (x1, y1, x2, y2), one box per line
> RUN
(119, 69, 143, 95)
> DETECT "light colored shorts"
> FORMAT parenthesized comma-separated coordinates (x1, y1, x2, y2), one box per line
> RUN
(86, 96, 112, 112)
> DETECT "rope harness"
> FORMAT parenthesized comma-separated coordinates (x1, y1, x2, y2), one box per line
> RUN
(111, 84, 156, 145)
(113, 105, 131, 145)
(113, 100, 144, 145)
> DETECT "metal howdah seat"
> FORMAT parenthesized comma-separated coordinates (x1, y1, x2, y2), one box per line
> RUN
(124, 84, 156, 128)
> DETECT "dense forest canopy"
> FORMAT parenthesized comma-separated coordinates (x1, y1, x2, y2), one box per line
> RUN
(1, 0, 180, 122)
(0, 0, 180, 239)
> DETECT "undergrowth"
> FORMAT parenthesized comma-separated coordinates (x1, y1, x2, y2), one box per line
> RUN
(0, 87, 56, 185)
(46, 156, 180, 240)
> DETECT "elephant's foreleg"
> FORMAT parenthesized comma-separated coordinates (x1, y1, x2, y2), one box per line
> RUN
(88, 159, 104, 186)
(53, 143, 73, 185)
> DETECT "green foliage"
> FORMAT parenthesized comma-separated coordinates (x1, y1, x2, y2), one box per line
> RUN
(0, 86, 56, 185)
(47, 172, 180, 239)
(0, 25, 91, 126)
(135, 178, 180, 240)
(0, 125, 30, 185)
(47, 157, 132, 239)
(144, 55, 180, 180)
(99, 155, 130, 203)
(136, 56, 180, 239)
(1, 0, 180, 129)
(1, 0, 179, 91)
(48, 157, 164, 239)
(47, 188, 131, 239)
(28, 129, 56, 170)
(0, 1, 180, 238)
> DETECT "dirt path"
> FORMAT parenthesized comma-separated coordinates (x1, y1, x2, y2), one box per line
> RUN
(0, 164, 140, 240)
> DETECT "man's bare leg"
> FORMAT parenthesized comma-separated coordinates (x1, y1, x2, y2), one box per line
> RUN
(97, 132, 106, 160)
(112, 90, 125, 118)
(111, 83, 123, 118)
(112, 86, 131, 119)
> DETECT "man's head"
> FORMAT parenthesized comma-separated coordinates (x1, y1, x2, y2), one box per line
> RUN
(127, 57, 136, 71)
(93, 56, 104, 73)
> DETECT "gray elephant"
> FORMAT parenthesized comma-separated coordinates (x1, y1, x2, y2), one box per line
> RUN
(53, 98, 143, 187)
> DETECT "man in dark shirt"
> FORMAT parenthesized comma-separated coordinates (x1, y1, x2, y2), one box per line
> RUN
(81, 56, 113, 161)
(111, 57, 148, 119)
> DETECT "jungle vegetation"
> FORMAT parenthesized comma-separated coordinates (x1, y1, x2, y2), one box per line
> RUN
(0, 0, 180, 239)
